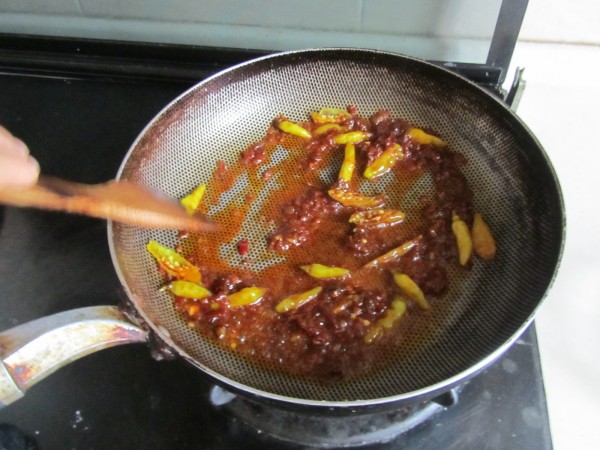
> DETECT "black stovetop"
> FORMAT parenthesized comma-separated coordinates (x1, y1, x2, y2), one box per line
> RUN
(0, 36, 551, 449)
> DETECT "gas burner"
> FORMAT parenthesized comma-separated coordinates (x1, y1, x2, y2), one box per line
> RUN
(210, 386, 458, 448)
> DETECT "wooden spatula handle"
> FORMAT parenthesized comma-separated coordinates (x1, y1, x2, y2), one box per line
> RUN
(0, 176, 215, 232)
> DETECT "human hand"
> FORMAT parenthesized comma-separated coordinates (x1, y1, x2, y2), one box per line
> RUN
(0, 126, 40, 188)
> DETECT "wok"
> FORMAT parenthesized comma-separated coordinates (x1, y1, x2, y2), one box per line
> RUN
(0, 49, 564, 412)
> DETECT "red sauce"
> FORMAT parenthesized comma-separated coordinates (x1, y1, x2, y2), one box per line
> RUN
(163, 107, 475, 382)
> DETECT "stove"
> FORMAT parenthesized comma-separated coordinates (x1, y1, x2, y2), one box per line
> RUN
(0, 34, 552, 449)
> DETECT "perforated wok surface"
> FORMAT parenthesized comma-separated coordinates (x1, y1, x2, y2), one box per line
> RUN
(110, 49, 564, 406)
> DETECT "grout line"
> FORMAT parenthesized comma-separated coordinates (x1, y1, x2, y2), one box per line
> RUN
(518, 38, 600, 48)
(358, 0, 364, 31)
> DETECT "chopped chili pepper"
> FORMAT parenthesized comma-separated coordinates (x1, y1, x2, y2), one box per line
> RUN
(471, 213, 497, 260)
(407, 128, 446, 147)
(314, 123, 345, 135)
(227, 287, 266, 308)
(300, 263, 350, 279)
(275, 286, 322, 313)
(168, 280, 211, 299)
(349, 209, 405, 228)
(186, 303, 200, 316)
(364, 237, 420, 268)
(452, 211, 473, 266)
(363, 144, 404, 179)
(364, 297, 407, 344)
(328, 188, 385, 208)
(333, 131, 371, 145)
(310, 108, 350, 124)
(392, 272, 430, 310)
(364, 324, 384, 344)
(146, 240, 201, 283)
(180, 183, 206, 214)
(236, 238, 249, 257)
(338, 143, 356, 183)
(277, 120, 312, 139)
(379, 298, 407, 329)
(216, 160, 228, 176)
(262, 169, 274, 181)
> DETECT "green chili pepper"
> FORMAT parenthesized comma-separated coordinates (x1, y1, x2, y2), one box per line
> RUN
(227, 287, 266, 308)
(169, 280, 211, 299)
(275, 286, 322, 313)
(146, 240, 201, 283)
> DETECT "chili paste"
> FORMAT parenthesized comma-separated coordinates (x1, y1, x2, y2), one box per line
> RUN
(149, 106, 495, 382)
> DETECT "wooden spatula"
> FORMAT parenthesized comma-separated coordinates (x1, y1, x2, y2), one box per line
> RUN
(0, 175, 215, 232)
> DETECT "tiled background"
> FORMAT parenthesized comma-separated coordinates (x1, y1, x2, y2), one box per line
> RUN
(0, 0, 500, 62)
(519, 0, 600, 43)
(0, 0, 501, 37)
(508, 2, 600, 449)
(507, 34, 600, 450)
(1, 1, 598, 449)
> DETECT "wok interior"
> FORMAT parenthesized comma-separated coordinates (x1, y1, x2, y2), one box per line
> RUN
(112, 50, 563, 403)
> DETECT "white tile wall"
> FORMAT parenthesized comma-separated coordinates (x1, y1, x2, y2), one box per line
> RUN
(519, 0, 600, 44)
(0, 0, 501, 63)
(508, 40, 600, 450)
(513, 4, 600, 448)
(361, 0, 501, 38)
(0, 0, 500, 37)
(0, 0, 80, 15)
(79, 0, 362, 32)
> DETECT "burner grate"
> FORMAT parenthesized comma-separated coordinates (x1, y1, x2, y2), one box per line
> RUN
(210, 385, 459, 448)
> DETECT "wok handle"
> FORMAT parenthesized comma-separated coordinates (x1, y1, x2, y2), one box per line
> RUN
(0, 306, 147, 408)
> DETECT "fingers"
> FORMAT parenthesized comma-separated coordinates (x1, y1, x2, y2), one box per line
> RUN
(0, 126, 28, 158)
(0, 126, 40, 188)
(0, 153, 40, 187)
